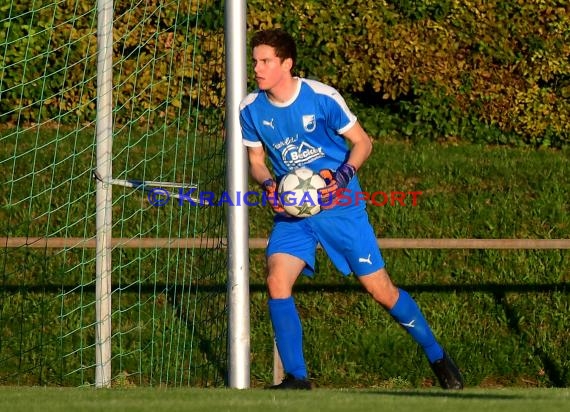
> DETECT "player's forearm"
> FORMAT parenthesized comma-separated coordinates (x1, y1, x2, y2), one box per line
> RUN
(341, 121, 373, 171)
(247, 147, 274, 185)
(345, 136, 372, 171)
(249, 163, 273, 186)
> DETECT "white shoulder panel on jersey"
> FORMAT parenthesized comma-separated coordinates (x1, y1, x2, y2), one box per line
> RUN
(239, 91, 260, 110)
(301, 78, 342, 99)
(302, 78, 353, 112)
(302, 78, 357, 133)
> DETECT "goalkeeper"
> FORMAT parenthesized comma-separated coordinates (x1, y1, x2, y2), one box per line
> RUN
(239, 28, 464, 390)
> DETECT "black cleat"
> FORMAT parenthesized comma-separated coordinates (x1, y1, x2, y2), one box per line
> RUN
(430, 352, 464, 389)
(268, 373, 312, 390)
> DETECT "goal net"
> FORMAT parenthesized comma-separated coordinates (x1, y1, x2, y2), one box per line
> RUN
(0, 0, 229, 387)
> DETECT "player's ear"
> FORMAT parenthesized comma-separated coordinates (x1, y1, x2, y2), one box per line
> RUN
(282, 57, 293, 73)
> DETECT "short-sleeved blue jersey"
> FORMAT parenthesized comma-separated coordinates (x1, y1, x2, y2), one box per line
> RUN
(240, 78, 378, 271)
(240, 78, 357, 180)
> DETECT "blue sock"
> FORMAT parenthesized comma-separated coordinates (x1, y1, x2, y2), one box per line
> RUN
(268, 297, 307, 379)
(389, 289, 444, 363)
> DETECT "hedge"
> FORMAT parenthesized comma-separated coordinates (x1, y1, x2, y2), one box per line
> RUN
(1, 0, 568, 146)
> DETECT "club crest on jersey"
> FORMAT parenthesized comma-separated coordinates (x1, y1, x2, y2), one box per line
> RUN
(302, 115, 316, 132)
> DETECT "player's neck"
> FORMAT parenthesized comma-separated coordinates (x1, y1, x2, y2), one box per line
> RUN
(266, 76, 298, 104)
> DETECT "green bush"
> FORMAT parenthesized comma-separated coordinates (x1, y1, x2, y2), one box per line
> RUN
(247, 0, 570, 147)
(1, 1, 569, 142)
(0, 1, 226, 128)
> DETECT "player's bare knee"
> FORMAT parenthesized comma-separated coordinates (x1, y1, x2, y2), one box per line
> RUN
(359, 269, 399, 309)
(370, 285, 399, 309)
(266, 273, 293, 299)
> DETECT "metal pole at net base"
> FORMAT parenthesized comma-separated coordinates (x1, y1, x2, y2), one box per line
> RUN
(273, 341, 284, 385)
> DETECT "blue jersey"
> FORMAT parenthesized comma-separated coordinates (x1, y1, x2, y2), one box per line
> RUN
(240, 78, 356, 179)
(240, 78, 366, 214)
(240, 78, 380, 274)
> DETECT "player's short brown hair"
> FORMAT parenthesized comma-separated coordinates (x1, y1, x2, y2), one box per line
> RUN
(251, 29, 297, 71)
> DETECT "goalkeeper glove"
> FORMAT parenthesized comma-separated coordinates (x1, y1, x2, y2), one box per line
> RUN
(318, 163, 356, 209)
(262, 178, 286, 215)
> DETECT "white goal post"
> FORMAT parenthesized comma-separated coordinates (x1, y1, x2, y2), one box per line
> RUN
(94, 0, 114, 389)
(225, 0, 251, 390)
(91, 0, 251, 389)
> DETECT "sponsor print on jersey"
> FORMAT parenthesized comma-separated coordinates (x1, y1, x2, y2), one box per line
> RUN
(281, 141, 325, 168)
(273, 135, 299, 150)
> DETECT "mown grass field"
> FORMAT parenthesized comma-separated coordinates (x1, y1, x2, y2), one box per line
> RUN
(1, 127, 569, 388)
(247, 138, 570, 388)
(0, 386, 569, 412)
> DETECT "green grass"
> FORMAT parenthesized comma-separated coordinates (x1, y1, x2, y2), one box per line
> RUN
(246, 139, 570, 388)
(248, 139, 570, 239)
(1, 129, 569, 388)
(0, 387, 568, 412)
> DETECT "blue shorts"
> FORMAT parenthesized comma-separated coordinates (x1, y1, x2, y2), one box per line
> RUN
(266, 208, 385, 277)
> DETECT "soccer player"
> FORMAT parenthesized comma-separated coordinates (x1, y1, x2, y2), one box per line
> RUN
(239, 28, 464, 390)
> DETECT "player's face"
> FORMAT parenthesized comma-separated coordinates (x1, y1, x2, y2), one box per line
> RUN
(252, 45, 292, 91)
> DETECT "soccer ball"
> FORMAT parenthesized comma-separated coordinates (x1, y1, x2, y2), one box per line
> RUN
(278, 167, 326, 217)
